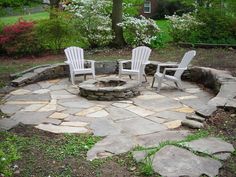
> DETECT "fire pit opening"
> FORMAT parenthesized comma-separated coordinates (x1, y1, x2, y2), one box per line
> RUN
(95, 80, 126, 87)
(79, 78, 140, 101)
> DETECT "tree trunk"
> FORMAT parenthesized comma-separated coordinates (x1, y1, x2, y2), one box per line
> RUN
(49, 0, 60, 18)
(112, 0, 126, 47)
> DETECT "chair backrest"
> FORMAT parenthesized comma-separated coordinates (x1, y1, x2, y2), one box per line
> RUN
(131, 46, 152, 71)
(174, 50, 196, 78)
(64, 46, 84, 70)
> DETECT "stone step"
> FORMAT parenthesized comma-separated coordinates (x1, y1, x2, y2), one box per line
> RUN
(195, 105, 217, 118)
(186, 113, 205, 123)
(181, 119, 204, 129)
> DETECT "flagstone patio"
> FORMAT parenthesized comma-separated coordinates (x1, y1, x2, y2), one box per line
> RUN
(0, 75, 234, 177)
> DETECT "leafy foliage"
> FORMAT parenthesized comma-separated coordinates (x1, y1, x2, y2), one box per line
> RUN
(0, 20, 42, 56)
(0, 0, 41, 8)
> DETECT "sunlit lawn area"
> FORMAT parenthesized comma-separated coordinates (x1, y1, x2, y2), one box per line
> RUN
(0, 11, 49, 24)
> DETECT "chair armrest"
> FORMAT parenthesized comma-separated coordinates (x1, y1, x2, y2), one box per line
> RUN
(162, 67, 187, 76)
(85, 60, 95, 63)
(119, 60, 131, 64)
(157, 63, 179, 73)
(64, 61, 70, 64)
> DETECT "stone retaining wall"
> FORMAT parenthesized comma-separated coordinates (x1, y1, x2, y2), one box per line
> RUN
(2, 61, 236, 112)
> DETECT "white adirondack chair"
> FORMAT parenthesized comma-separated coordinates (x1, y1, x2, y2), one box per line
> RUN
(119, 46, 152, 83)
(152, 50, 196, 92)
(64, 47, 95, 85)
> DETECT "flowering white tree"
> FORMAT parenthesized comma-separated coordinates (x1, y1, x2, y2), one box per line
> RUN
(63, 0, 113, 47)
(166, 13, 204, 42)
(63, 0, 161, 47)
(118, 15, 160, 47)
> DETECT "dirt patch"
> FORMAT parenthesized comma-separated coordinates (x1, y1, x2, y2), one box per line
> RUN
(206, 109, 236, 177)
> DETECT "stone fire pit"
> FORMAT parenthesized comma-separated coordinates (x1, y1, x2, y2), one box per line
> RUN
(79, 78, 140, 101)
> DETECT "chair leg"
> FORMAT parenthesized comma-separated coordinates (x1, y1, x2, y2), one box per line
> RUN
(84, 75, 86, 81)
(143, 74, 147, 82)
(71, 73, 75, 85)
(176, 80, 184, 91)
(138, 73, 142, 84)
(157, 78, 163, 92)
(151, 77, 155, 88)
(92, 71, 95, 80)
(129, 75, 132, 79)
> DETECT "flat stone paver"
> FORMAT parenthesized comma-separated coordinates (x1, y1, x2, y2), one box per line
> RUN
(136, 130, 190, 148)
(152, 145, 222, 177)
(183, 137, 235, 159)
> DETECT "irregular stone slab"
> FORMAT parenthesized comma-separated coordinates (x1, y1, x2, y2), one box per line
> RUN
(185, 88, 202, 94)
(87, 134, 136, 160)
(182, 119, 204, 129)
(0, 104, 24, 115)
(35, 124, 89, 134)
(11, 111, 54, 125)
(174, 95, 198, 100)
(226, 99, 236, 109)
(186, 113, 205, 122)
(90, 118, 121, 136)
(49, 112, 69, 119)
(136, 130, 190, 148)
(133, 98, 182, 112)
(5, 101, 48, 105)
(164, 120, 182, 129)
(75, 106, 103, 116)
(50, 90, 77, 99)
(214, 153, 232, 160)
(106, 107, 138, 121)
(180, 99, 208, 111)
(23, 83, 41, 91)
(33, 89, 50, 94)
(155, 111, 186, 121)
(118, 100, 133, 104)
(58, 99, 94, 109)
(87, 110, 109, 118)
(48, 84, 68, 91)
(21, 104, 45, 112)
(60, 121, 88, 127)
(7, 93, 50, 101)
(183, 137, 235, 159)
(111, 102, 131, 108)
(152, 145, 222, 177)
(136, 94, 165, 100)
(0, 118, 19, 130)
(145, 116, 166, 123)
(38, 100, 57, 112)
(196, 105, 217, 118)
(126, 105, 155, 117)
(10, 89, 31, 95)
(48, 79, 61, 83)
(173, 106, 194, 113)
(116, 117, 167, 135)
(38, 81, 54, 89)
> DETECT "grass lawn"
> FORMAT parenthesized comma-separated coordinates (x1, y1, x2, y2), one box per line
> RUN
(0, 12, 49, 24)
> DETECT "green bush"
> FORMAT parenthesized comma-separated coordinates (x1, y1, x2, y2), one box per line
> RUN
(36, 12, 87, 52)
(0, 0, 41, 8)
(195, 9, 236, 44)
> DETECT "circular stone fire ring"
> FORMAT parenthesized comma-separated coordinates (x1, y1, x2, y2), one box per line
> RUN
(79, 78, 140, 101)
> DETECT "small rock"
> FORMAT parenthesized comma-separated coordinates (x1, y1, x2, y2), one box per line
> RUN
(132, 151, 148, 163)
(186, 113, 205, 122)
(181, 119, 204, 129)
(230, 114, 236, 118)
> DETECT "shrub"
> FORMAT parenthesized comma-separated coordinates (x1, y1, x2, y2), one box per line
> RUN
(166, 13, 203, 43)
(64, 0, 113, 48)
(36, 17, 70, 52)
(0, 20, 42, 56)
(118, 15, 161, 47)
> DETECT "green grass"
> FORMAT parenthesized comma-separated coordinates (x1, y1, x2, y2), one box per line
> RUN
(156, 20, 173, 43)
(0, 12, 49, 25)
